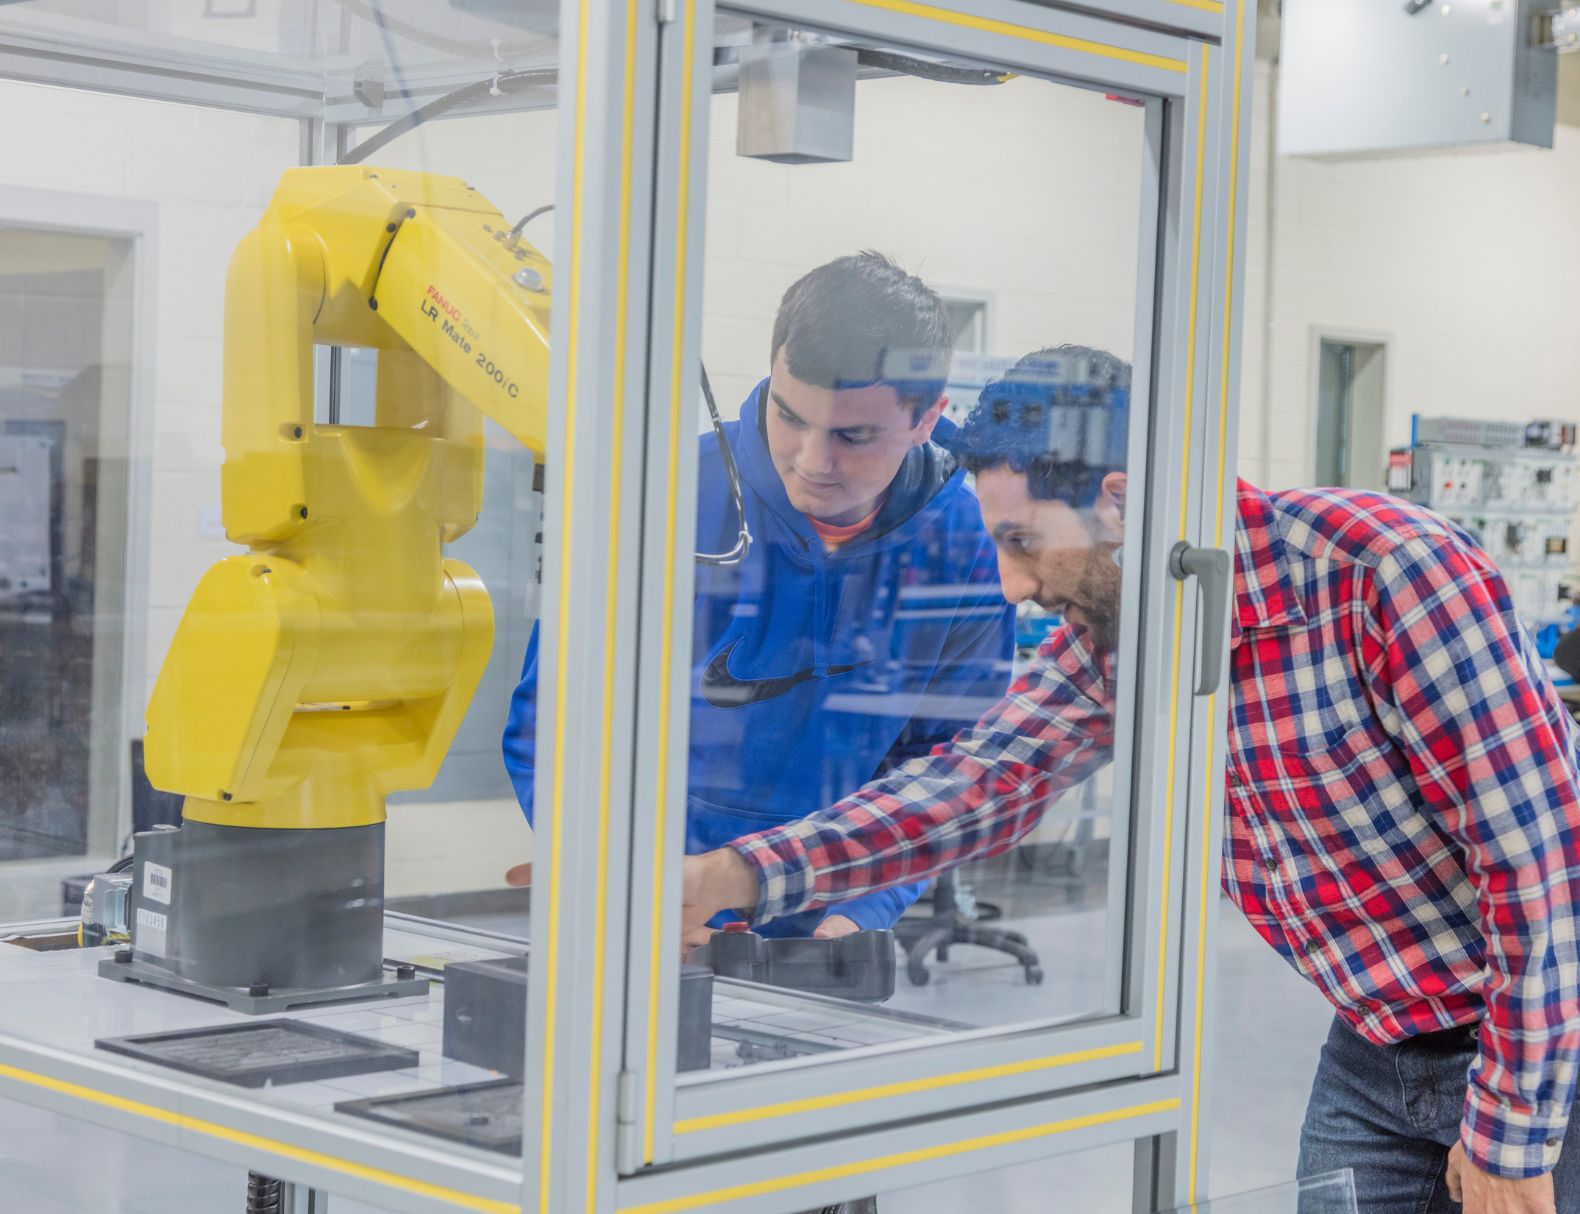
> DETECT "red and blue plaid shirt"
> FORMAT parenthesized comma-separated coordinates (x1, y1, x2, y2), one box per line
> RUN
(732, 480, 1580, 1179)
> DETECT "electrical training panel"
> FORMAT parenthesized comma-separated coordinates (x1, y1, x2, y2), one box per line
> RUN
(1389, 415, 1580, 646)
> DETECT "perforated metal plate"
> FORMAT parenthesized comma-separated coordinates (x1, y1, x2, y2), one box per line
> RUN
(95, 1019, 419, 1087)
(336, 1078, 523, 1154)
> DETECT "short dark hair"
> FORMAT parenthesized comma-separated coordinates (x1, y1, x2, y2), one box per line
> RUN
(956, 345, 1131, 507)
(770, 251, 953, 422)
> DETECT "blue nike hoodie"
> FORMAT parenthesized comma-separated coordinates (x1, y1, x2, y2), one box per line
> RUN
(503, 380, 1015, 935)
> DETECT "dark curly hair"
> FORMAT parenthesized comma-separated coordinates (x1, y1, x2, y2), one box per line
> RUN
(955, 345, 1131, 505)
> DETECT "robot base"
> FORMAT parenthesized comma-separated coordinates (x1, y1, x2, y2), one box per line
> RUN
(97, 952, 429, 1014)
(102, 819, 423, 1013)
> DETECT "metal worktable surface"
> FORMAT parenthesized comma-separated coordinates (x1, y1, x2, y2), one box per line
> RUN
(0, 912, 958, 1213)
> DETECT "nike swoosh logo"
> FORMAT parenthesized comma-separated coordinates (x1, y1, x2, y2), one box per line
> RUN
(700, 639, 871, 708)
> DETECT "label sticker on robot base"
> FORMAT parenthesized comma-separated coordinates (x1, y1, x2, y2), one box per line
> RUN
(143, 862, 173, 905)
(136, 908, 168, 958)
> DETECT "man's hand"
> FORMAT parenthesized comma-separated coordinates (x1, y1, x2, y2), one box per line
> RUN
(505, 863, 532, 887)
(813, 914, 860, 939)
(1446, 1142, 1556, 1214)
(681, 925, 717, 959)
(681, 848, 760, 940)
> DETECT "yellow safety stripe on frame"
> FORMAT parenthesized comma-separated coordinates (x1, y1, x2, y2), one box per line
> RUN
(541, 0, 593, 1206)
(586, 0, 643, 1206)
(674, 1042, 1143, 1135)
(1190, 0, 1249, 1194)
(847, 0, 1187, 73)
(1154, 45, 1211, 1075)
(624, 1099, 1180, 1214)
(646, 0, 699, 1166)
(1171, 0, 1225, 13)
(0, 1061, 518, 1214)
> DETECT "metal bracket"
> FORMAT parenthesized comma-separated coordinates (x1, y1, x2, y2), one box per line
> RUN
(1170, 542, 1232, 697)
(657, 0, 678, 24)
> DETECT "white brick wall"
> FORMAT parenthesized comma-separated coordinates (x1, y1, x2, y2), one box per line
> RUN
(1240, 57, 1580, 504)
(701, 74, 1148, 414)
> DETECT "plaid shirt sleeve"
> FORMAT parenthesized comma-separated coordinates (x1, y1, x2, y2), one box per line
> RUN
(1366, 536, 1580, 1179)
(731, 626, 1116, 925)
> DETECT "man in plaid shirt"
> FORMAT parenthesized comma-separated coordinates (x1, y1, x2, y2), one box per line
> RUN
(683, 346, 1580, 1213)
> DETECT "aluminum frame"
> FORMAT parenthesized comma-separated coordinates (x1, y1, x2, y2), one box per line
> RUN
(1173, 0, 1257, 1199)
(0, 0, 1257, 1210)
(644, 22, 1185, 1161)
(522, 3, 660, 1214)
(586, 4, 1258, 1214)
(1024, 0, 1226, 42)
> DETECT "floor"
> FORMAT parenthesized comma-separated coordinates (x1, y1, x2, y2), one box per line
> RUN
(0, 895, 1337, 1213)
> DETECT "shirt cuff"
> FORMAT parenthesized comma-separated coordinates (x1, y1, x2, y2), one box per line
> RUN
(1462, 1080, 1567, 1179)
(729, 823, 818, 926)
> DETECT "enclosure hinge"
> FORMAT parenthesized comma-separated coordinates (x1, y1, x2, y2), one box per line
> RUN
(615, 1069, 641, 1175)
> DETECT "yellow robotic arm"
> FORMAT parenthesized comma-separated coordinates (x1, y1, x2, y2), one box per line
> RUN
(147, 166, 549, 827)
(116, 167, 553, 1006)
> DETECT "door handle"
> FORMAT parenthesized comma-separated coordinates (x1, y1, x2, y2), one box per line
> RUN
(1170, 541, 1232, 696)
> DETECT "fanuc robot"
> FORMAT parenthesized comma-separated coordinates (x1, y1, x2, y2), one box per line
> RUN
(101, 166, 551, 1010)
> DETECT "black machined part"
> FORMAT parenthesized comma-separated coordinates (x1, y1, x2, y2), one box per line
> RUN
(337, 1078, 524, 1155)
(441, 955, 529, 1077)
(441, 957, 714, 1075)
(95, 1019, 418, 1088)
(698, 929, 896, 1003)
(712, 1022, 843, 1065)
(677, 963, 714, 1072)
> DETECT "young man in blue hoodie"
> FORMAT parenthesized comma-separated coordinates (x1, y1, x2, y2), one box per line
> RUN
(503, 251, 1014, 942)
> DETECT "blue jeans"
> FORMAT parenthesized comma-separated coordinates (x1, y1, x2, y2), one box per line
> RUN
(1299, 1016, 1580, 1212)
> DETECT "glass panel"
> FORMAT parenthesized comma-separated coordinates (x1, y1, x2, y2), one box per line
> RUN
(0, 0, 557, 1171)
(678, 14, 1149, 1074)
(0, 228, 134, 864)
(0, 0, 557, 67)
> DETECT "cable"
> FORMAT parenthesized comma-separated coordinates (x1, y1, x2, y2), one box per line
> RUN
(364, 0, 414, 153)
(854, 48, 1013, 87)
(340, 47, 992, 169)
(510, 204, 554, 239)
(695, 364, 753, 567)
(340, 67, 557, 164)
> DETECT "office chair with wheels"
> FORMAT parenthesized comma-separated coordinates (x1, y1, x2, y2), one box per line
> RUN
(892, 870, 1043, 986)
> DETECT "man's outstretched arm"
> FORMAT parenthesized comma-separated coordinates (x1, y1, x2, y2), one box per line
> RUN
(685, 626, 1117, 931)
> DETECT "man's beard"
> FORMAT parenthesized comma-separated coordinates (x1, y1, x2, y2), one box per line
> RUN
(1070, 544, 1123, 651)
